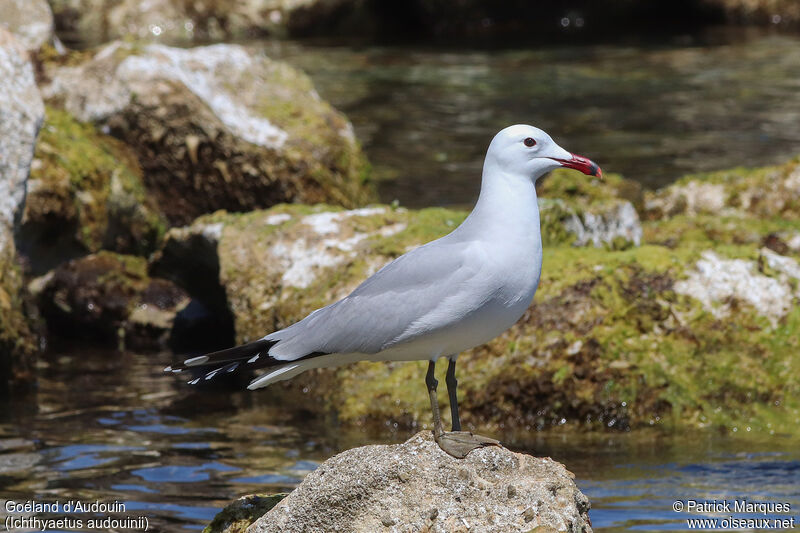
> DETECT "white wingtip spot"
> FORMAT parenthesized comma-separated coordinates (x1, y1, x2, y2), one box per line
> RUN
(184, 355, 209, 366)
(163, 366, 172, 372)
(188, 378, 200, 385)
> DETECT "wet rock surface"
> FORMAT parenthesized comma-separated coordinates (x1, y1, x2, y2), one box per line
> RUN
(242, 432, 591, 533)
(43, 41, 373, 225)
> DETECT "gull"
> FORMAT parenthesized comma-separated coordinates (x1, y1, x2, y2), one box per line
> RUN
(166, 125, 601, 458)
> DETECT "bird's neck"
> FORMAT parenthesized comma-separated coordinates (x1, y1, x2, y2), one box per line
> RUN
(463, 165, 541, 238)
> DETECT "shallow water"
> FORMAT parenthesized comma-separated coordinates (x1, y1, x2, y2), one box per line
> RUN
(263, 33, 800, 207)
(1, 347, 798, 532)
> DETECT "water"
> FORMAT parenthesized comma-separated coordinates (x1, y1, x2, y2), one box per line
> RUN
(1, 347, 798, 531)
(263, 32, 800, 208)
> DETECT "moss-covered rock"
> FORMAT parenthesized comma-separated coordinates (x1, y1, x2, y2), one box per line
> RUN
(157, 159, 800, 436)
(334, 243, 800, 436)
(538, 170, 643, 249)
(32, 251, 190, 350)
(0, 29, 44, 394)
(152, 188, 641, 339)
(0, 243, 38, 394)
(645, 157, 800, 220)
(204, 493, 288, 533)
(20, 107, 166, 273)
(43, 41, 374, 225)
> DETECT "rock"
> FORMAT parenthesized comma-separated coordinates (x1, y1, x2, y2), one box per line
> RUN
(540, 198, 641, 249)
(204, 494, 288, 533)
(0, 246, 38, 394)
(538, 169, 643, 249)
(43, 41, 373, 225)
(19, 107, 166, 274)
(0, 30, 43, 236)
(32, 252, 190, 350)
(245, 432, 591, 533)
(644, 158, 800, 220)
(0, 29, 44, 393)
(674, 249, 800, 325)
(0, 0, 54, 51)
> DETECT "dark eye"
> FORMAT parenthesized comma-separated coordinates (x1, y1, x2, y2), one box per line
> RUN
(523, 137, 537, 147)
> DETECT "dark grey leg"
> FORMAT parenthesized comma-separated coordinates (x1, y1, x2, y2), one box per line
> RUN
(426, 360, 444, 440)
(446, 358, 461, 432)
(427, 357, 500, 459)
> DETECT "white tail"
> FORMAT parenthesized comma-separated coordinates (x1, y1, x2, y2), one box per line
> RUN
(247, 362, 306, 390)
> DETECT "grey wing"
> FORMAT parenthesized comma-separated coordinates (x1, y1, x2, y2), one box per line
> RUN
(265, 238, 485, 360)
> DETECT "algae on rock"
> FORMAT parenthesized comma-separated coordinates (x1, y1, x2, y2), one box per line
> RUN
(0, 246, 38, 394)
(203, 493, 288, 533)
(20, 107, 166, 273)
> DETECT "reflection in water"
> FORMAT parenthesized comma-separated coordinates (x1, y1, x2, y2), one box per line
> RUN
(1, 347, 798, 532)
(263, 34, 800, 208)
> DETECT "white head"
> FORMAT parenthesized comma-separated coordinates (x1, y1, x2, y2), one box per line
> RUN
(485, 124, 602, 181)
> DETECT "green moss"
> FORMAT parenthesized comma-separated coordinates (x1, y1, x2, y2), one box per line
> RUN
(26, 107, 166, 256)
(203, 493, 287, 533)
(646, 157, 800, 220)
(330, 239, 800, 436)
(670, 159, 797, 189)
(182, 184, 800, 436)
(246, 61, 376, 209)
(371, 207, 468, 257)
(538, 169, 642, 210)
(0, 245, 37, 393)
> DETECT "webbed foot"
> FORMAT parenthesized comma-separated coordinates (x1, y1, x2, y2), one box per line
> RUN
(435, 430, 500, 459)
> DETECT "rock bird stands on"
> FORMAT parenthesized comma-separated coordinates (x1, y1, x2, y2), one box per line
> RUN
(166, 125, 602, 458)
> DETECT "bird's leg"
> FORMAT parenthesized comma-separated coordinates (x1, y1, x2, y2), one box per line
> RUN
(426, 360, 444, 440)
(446, 357, 461, 432)
(428, 356, 500, 459)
